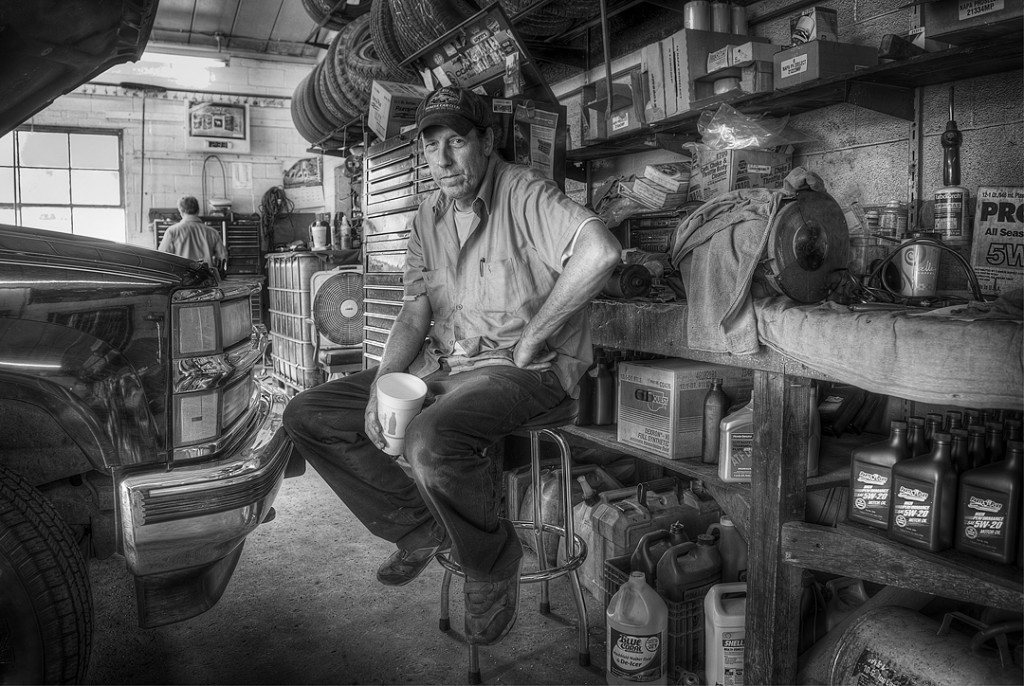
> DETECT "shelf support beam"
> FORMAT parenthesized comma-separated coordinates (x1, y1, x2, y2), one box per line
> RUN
(747, 370, 811, 686)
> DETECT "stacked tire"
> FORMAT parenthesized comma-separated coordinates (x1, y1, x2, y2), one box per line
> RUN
(291, 12, 415, 146)
(501, 0, 601, 37)
(369, 0, 476, 80)
(302, 0, 372, 30)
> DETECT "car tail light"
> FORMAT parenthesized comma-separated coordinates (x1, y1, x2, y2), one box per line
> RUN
(176, 303, 217, 356)
(220, 298, 251, 348)
(222, 376, 250, 428)
(174, 390, 220, 445)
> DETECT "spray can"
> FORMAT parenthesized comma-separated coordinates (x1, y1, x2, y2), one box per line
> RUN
(606, 571, 669, 685)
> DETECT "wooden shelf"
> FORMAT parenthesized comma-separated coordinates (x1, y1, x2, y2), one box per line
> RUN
(566, 28, 1024, 161)
(782, 520, 1024, 613)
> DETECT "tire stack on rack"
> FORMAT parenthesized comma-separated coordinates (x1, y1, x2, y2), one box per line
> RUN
(293, 1, 417, 148)
(499, 0, 601, 38)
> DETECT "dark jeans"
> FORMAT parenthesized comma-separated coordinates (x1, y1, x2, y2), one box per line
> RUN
(282, 364, 565, 581)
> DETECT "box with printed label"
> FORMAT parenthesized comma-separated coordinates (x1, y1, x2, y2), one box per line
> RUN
(773, 41, 878, 89)
(641, 41, 668, 123)
(707, 41, 781, 73)
(582, 68, 645, 142)
(921, 0, 1023, 45)
(661, 30, 770, 118)
(694, 60, 774, 102)
(617, 359, 754, 460)
(970, 186, 1024, 297)
(685, 145, 793, 203)
(367, 81, 432, 141)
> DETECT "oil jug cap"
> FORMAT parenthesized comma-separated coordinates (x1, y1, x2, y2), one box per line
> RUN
(697, 533, 715, 545)
(720, 515, 734, 527)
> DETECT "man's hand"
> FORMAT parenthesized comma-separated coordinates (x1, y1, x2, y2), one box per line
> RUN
(513, 341, 557, 371)
(364, 388, 389, 455)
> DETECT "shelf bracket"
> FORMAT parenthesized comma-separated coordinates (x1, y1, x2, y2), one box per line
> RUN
(845, 81, 914, 120)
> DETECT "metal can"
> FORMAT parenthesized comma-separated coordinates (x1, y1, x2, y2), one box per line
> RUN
(894, 232, 941, 298)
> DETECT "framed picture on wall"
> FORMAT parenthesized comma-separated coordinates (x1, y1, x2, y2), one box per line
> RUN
(184, 100, 250, 153)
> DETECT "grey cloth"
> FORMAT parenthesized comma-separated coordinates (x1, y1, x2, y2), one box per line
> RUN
(669, 167, 824, 355)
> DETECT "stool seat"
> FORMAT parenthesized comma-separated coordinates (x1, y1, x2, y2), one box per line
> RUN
(435, 393, 590, 684)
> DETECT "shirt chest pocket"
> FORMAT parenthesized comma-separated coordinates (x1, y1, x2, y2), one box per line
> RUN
(476, 258, 524, 314)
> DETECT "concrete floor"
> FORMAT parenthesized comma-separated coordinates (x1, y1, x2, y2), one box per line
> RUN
(85, 465, 609, 685)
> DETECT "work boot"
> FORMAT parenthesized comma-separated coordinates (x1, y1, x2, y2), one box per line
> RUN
(464, 557, 522, 646)
(376, 534, 450, 586)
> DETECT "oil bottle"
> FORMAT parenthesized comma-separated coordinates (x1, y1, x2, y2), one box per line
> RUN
(954, 440, 1022, 564)
(701, 378, 730, 465)
(607, 571, 668, 685)
(706, 515, 747, 583)
(906, 416, 929, 457)
(848, 420, 909, 530)
(718, 400, 754, 483)
(656, 533, 722, 603)
(889, 432, 958, 552)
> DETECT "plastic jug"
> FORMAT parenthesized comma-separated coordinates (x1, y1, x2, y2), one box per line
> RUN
(719, 401, 754, 483)
(630, 521, 689, 587)
(607, 571, 669, 685)
(705, 515, 747, 583)
(656, 534, 722, 603)
(704, 582, 747, 686)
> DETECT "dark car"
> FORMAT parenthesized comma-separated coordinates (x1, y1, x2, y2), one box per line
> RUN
(0, 2, 295, 683)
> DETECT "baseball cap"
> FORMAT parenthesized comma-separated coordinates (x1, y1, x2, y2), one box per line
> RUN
(415, 86, 492, 136)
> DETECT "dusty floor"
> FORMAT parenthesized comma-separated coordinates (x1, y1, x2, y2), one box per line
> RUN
(85, 465, 609, 685)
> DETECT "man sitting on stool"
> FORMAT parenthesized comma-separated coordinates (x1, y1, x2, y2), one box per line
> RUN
(283, 85, 620, 646)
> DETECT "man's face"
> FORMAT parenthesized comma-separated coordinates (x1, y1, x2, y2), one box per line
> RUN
(420, 126, 493, 205)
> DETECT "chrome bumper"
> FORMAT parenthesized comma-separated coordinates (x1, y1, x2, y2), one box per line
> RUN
(119, 382, 292, 579)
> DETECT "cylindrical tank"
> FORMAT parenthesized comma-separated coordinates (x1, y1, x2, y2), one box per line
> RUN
(828, 606, 1021, 685)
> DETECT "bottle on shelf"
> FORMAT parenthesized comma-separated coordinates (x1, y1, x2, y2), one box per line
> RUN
(575, 360, 595, 427)
(848, 420, 909, 530)
(924, 412, 944, 446)
(606, 571, 668, 686)
(967, 424, 988, 468)
(1005, 418, 1023, 445)
(718, 399, 754, 483)
(964, 408, 981, 427)
(591, 349, 615, 426)
(889, 432, 958, 552)
(949, 428, 970, 473)
(944, 409, 963, 433)
(706, 514, 747, 583)
(906, 416, 929, 457)
(954, 440, 1022, 564)
(985, 422, 1005, 463)
(701, 378, 730, 465)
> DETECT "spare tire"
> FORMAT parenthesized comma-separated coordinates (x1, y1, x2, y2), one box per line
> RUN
(342, 12, 415, 87)
(389, 0, 476, 55)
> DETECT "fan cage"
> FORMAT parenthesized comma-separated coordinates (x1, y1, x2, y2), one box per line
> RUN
(310, 268, 364, 348)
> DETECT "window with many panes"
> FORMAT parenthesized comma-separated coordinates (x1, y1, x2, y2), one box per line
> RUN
(0, 127, 126, 242)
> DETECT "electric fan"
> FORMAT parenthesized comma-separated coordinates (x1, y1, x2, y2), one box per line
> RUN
(309, 266, 364, 375)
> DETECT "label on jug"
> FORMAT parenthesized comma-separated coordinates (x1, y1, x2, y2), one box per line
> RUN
(850, 463, 893, 528)
(608, 628, 664, 682)
(890, 481, 935, 544)
(957, 485, 1009, 558)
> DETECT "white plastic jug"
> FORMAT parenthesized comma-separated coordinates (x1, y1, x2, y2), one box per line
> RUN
(704, 582, 747, 686)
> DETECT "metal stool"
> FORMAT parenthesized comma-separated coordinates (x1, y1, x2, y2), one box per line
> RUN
(436, 397, 590, 684)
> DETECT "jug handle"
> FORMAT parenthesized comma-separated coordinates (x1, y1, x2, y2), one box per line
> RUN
(707, 522, 721, 540)
(663, 541, 696, 562)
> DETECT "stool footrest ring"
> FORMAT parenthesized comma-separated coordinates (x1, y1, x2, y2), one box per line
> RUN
(435, 522, 587, 583)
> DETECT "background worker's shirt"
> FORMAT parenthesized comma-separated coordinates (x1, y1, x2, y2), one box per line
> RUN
(403, 155, 599, 396)
(158, 215, 228, 267)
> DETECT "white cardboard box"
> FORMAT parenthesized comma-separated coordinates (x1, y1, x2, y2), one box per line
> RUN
(367, 80, 431, 141)
(617, 359, 754, 460)
(970, 186, 1024, 297)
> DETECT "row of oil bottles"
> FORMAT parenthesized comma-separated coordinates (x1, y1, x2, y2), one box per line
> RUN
(604, 515, 872, 685)
(848, 409, 1023, 564)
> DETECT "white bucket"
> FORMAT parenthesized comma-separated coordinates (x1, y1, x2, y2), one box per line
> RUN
(704, 582, 747, 686)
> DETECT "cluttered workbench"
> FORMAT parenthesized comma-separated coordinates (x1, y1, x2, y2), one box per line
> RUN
(573, 293, 1023, 684)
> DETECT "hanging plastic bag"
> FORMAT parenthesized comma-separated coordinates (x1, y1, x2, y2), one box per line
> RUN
(698, 103, 802, 150)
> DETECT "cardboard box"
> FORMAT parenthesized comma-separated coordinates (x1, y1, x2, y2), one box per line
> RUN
(685, 145, 793, 203)
(695, 60, 774, 101)
(790, 6, 839, 43)
(617, 359, 754, 460)
(708, 41, 781, 72)
(970, 186, 1024, 297)
(661, 30, 770, 117)
(921, 0, 1024, 45)
(774, 41, 878, 89)
(641, 41, 667, 123)
(367, 81, 431, 141)
(582, 68, 646, 142)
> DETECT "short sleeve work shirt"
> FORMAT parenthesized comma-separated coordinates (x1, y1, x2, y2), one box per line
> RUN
(403, 155, 599, 395)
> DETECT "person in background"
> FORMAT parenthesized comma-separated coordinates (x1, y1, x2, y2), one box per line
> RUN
(283, 85, 621, 646)
(158, 195, 228, 272)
